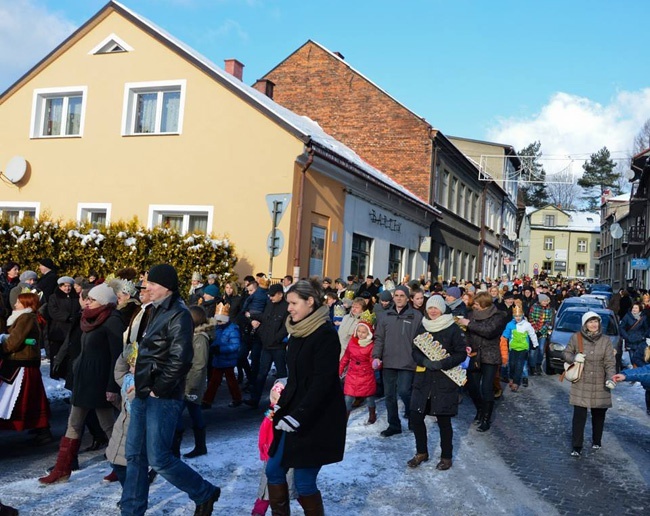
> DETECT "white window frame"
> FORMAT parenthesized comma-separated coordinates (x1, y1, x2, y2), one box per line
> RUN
(30, 86, 87, 138)
(577, 239, 587, 252)
(77, 203, 112, 225)
(121, 80, 186, 136)
(148, 204, 213, 234)
(89, 33, 134, 54)
(0, 201, 41, 221)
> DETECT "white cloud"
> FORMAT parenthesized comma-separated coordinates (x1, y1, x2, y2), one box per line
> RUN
(487, 89, 650, 177)
(204, 19, 249, 42)
(0, 0, 75, 91)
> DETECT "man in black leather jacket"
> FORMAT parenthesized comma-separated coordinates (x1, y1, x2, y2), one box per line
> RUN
(120, 264, 220, 516)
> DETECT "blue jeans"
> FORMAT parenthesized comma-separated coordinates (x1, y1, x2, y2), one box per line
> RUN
(529, 337, 546, 369)
(382, 368, 414, 430)
(266, 433, 321, 496)
(120, 397, 216, 516)
(250, 348, 287, 403)
(508, 350, 528, 386)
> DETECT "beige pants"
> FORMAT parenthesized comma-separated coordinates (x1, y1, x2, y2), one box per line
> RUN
(64, 405, 115, 440)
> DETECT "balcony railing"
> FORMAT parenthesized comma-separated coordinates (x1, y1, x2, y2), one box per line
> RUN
(628, 224, 646, 243)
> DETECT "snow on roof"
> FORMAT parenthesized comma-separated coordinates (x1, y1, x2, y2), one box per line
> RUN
(526, 206, 600, 232)
(112, 2, 435, 214)
(607, 193, 630, 202)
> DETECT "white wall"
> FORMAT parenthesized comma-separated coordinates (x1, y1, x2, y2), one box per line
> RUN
(341, 194, 429, 280)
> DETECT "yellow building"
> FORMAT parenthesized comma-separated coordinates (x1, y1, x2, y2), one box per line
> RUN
(519, 205, 601, 279)
(0, 1, 437, 280)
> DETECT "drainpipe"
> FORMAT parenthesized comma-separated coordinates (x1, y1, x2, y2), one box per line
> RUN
(293, 143, 314, 281)
(478, 185, 487, 281)
(428, 128, 439, 278)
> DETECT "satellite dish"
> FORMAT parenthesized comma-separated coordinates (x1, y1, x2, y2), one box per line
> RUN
(625, 169, 635, 180)
(3, 156, 27, 183)
(610, 223, 623, 239)
(508, 232, 518, 241)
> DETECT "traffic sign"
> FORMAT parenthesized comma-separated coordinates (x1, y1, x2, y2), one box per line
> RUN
(265, 194, 292, 224)
(267, 229, 284, 257)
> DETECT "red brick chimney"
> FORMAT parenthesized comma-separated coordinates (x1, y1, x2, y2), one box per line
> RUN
(253, 79, 275, 99)
(224, 59, 244, 81)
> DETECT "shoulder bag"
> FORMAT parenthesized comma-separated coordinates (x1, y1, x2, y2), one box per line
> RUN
(560, 332, 583, 383)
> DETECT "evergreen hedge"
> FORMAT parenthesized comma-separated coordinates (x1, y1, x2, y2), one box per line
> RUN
(0, 216, 238, 288)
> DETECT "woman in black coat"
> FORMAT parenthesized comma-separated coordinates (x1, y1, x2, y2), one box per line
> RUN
(266, 280, 346, 514)
(408, 295, 466, 470)
(39, 283, 126, 485)
(458, 291, 508, 433)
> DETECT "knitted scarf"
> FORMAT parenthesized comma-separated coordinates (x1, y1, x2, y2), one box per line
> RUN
(422, 313, 455, 333)
(80, 303, 115, 332)
(286, 305, 329, 338)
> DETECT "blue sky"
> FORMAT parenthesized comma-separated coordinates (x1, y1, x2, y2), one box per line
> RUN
(2, 0, 650, 172)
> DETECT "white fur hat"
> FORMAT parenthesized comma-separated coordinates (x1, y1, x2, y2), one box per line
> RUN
(88, 283, 118, 306)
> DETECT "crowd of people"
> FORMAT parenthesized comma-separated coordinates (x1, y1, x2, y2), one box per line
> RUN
(1, 260, 650, 515)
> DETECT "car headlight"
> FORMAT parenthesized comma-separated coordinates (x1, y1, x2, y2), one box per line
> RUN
(550, 343, 566, 351)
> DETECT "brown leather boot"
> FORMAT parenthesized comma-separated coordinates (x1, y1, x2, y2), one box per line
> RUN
(366, 407, 377, 425)
(407, 452, 429, 468)
(297, 491, 324, 516)
(268, 483, 290, 516)
(38, 437, 81, 484)
(436, 458, 452, 470)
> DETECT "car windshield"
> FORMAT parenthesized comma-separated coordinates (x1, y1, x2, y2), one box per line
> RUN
(555, 313, 617, 336)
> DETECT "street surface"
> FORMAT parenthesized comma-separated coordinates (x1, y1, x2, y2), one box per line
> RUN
(1, 371, 649, 515)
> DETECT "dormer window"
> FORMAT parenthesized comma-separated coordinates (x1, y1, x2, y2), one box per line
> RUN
(89, 33, 133, 55)
(544, 214, 555, 226)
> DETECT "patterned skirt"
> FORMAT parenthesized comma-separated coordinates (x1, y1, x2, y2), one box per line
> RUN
(0, 365, 50, 431)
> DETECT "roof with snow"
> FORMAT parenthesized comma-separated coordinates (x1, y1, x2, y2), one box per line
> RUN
(525, 206, 600, 232)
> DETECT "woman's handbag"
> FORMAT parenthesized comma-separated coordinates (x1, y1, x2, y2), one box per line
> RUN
(561, 333, 584, 383)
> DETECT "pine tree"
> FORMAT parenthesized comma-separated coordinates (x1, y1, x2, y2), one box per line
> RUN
(518, 141, 549, 207)
(577, 146, 620, 211)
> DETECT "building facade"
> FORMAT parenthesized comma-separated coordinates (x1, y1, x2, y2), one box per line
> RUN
(519, 205, 600, 279)
(261, 40, 513, 281)
(0, 1, 437, 280)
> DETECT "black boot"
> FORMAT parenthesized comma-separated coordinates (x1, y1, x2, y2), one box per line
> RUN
(298, 490, 324, 516)
(194, 486, 220, 516)
(83, 435, 109, 452)
(268, 483, 291, 516)
(184, 427, 207, 458)
(172, 430, 184, 458)
(477, 402, 494, 432)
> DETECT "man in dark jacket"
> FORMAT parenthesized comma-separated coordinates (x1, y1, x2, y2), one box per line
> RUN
(121, 264, 220, 516)
(36, 258, 59, 303)
(372, 285, 423, 437)
(244, 284, 289, 407)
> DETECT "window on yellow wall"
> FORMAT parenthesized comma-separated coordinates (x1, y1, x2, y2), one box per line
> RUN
(577, 239, 587, 252)
(576, 263, 586, 277)
(122, 80, 186, 136)
(31, 87, 87, 138)
(544, 236, 554, 250)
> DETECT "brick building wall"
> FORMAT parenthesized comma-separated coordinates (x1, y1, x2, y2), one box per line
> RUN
(262, 41, 433, 203)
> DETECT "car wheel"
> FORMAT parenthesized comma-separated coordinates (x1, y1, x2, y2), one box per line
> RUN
(544, 352, 556, 375)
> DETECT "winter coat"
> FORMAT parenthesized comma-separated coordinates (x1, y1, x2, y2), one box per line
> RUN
(211, 321, 240, 369)
(252, 299, 289, 350)
(270, 319, 346, 469)
(564, 330, 616, 409)
(410, 322, 466, 416)
(0, 312, 41, 376)
(529, 303, 554, 337)
(185, 323, 212, 402)
(373, 305, 423, 370)
(338, 312, 360, 358)
(621, 364, 650, 389)
(105, 354, 130, 467)
(0, 274, 19, 317)
(117, 298, 141, 327)
(242, 287, 268, 316)
(36, 270, 58, 303)
(223, 294, 242, 322)
(466, 305, 508, 365)
(502, 318, 539, 351)
(71, 310, 125, 408)
(619, 312, 649, 346)
(339, 337, 376, 398)
(447, 298, 468, 317)
(47, 287, 80, 342)
(134, 292, 193, 400)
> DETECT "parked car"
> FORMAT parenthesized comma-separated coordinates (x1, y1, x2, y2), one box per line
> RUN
(546, 307, 620, 374)
(589, 283, 613, 293)
(555, 296, 606, 323)
(579, 294, 608, 307)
